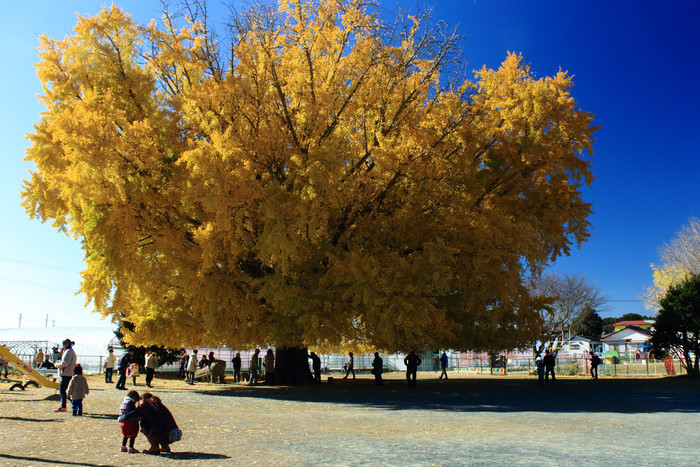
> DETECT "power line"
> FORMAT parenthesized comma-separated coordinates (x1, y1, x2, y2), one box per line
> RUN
(0, 275, 78, 293)
(0, 255, 81, 273)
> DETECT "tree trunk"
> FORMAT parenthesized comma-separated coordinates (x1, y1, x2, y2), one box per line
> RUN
(274, 347, 314, 385)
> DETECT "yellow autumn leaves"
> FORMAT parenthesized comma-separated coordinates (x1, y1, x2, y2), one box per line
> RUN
(22, 0, 597, 353)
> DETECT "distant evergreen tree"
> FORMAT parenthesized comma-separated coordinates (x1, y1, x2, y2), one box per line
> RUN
(571, 306, 603, 338)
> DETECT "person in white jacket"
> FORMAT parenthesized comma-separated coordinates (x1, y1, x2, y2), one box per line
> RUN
(104, 347, 116, 384)
(186, 350, 198, 385)
(66, 364, 89, 416)
(54, 339, 77, 412)
(145, 349, 158, 388)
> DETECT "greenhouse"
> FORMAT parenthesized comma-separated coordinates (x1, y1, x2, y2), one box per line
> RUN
(0, 326, 121, 374)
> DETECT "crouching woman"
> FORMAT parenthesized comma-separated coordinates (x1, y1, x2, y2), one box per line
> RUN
(118, 392, 182, 454)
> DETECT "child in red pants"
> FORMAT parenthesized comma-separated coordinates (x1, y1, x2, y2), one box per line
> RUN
(119, 390, 140, 453)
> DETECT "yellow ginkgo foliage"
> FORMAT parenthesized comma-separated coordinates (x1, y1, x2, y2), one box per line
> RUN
(645, 217, 700, 309)
(22, 0, 597, 354)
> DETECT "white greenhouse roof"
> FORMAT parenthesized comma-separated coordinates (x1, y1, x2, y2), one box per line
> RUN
(0, 326, 120, 356)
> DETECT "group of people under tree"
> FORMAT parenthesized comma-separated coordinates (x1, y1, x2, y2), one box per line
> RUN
(100, 344, 607, 390)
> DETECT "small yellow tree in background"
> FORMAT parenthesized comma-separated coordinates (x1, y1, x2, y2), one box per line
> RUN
(645, 217, 700, 310)
(22, 0, 597, 378)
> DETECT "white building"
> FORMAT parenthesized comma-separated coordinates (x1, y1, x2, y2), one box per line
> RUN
(601, 326, 651, 360)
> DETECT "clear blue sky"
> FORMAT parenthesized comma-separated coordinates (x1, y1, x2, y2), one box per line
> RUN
(1, 1, 698, 329)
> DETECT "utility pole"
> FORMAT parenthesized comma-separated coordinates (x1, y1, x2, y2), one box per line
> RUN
(18, 313, 23, 328)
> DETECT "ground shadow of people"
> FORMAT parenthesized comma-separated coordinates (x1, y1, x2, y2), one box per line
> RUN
(163, 452, 231, 460)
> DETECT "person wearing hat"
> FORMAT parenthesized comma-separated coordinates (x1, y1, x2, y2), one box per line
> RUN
(54, 339, 76, 412)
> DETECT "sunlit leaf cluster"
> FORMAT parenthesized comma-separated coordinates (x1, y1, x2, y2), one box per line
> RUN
(22, 0, 597, 352)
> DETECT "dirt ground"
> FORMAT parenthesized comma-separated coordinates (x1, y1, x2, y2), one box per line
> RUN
(1, 371, 699, 466)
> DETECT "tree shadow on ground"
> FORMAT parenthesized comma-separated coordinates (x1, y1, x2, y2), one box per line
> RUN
(0, 453, 114, 467)
(163, 452, 231, 460)
(191, 376, 700, 414)
(0, 416, 60, 423)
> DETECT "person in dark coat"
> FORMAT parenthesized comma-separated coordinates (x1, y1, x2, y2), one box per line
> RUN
(372, 352, 383, 387)
(543, 349, 556, 383)
(308, 352, 321, 383)
(232, 352, 242, 382)
(439, 352, 449, 380)
(116, 349, 133, 390)
(590, 352, 601, 379)
(343, 352, 355, 380)
(177, 350, 187, 379)
(404, 350, 422, 387)
(118, 392, 180, 454)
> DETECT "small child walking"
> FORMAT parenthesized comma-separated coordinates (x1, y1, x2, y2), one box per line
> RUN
(66, 364, 89, 416)
(119, 390, 140, 453)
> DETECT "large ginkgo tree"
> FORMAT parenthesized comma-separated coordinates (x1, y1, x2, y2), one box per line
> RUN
(22, 0, 597, 376)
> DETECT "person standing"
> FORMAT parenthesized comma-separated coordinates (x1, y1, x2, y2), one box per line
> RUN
(186, 349, 198, 384)
(249, 349, 260, 385)
(34, 348, 45, 368)
(104, 347, 116, 383)
(372, 352, 383, 387)
(590, 352, 601, 379)
(264, 349, 275, 385)
(308, 352, 321, 383)
(116, 349, 133, 390)
(119, 390, 140, 453)
(145, 349, 158, 388)
(54, 339, 77, 412)
(439, 352, 449, 380)
(232, 352, 242, 382)
(178, 350, 187, 379)
(343, 352, 355, 380)
(535, 357, 545, 388)
(404, 350, 422, 387)
(543, 349, 556, 384)
(66, 364, 89, 416)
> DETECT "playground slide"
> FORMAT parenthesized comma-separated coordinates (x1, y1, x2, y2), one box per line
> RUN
(0, 345, 60, 390)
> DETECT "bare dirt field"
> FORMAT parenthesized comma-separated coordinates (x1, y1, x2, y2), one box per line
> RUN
(1, 371, 699, 466)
